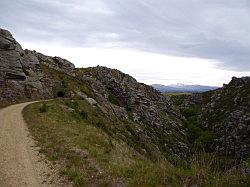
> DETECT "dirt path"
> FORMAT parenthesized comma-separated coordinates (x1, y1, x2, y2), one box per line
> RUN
(0, 102, 63, 187)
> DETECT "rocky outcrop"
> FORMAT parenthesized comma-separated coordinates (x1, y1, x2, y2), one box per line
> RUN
(36, 53, 75, 77)
(0, 28, 76, 102)
(0, 29, 26, 81)
(202, 77, 250, 159)
(77, 66, 188, 158)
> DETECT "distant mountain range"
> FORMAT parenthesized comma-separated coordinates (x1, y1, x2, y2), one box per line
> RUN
(151, 83, 219, 93)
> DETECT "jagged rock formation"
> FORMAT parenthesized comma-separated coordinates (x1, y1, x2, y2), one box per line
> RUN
(0, 29, 26, 81)
(202, 77, 250, 159)
(77, 66, 188, 158)
(0, 28, 76, 103)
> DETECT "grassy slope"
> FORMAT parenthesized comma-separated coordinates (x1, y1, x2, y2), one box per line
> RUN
(23, 99, 248, 186)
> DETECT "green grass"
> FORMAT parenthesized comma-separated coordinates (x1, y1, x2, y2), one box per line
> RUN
(169, 93, 192, 106)
(164, 92, 192, 96)
(23, 99, 249, 186)
(23, 99, 174, 186)
(201, 81, 250, 126)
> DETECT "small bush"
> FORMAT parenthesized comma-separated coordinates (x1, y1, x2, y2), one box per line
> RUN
(39, 103, 49, 113)
(127, 109, 134, 121)
(187, 123, 202, 143)
(194, 131, 215, 151)
(78, 110, 88, 119)
(65, 100, 79, 109)
(96, 121, 104, 128)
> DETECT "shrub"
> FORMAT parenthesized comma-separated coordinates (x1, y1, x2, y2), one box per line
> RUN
(187, 124, 202, 143)
(181, 106, 201, 118)
(39, 103, 49, 113)
(78, 110, 88, 119)
(65, 100, 79, 109)
(194, 131, 215, 151)
(127, 109, 134, 121)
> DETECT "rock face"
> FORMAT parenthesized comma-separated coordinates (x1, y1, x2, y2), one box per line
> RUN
(0, 29, 26, 81)
(36, 53, 75, 77)
(202, 77, 250, 159)
(0, 28, 75, 103)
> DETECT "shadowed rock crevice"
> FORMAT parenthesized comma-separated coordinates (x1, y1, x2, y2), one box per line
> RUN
(5, 72, 26, 81)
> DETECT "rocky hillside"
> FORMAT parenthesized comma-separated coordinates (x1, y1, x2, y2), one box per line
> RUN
(0, 28, 188, 160)
(170, 77, 250, 159)
(77, 67, 188, 159)
(202, 77, 250, 159)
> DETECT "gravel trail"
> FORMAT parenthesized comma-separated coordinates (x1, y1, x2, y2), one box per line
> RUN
(0, 102, 61, 187)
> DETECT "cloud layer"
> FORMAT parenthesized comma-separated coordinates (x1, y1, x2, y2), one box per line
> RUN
(1, 0, 250, 72)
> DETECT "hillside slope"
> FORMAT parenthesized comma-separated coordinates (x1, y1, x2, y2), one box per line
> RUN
(202, 77, 250, 159)
(0, 28, 187, 160)
(170, 77, 250, 159)
(23, 99, 248, 186)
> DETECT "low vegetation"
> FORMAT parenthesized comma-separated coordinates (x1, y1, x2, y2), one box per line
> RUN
(23, 99, 249, 186)
(41, 64, 95, 99)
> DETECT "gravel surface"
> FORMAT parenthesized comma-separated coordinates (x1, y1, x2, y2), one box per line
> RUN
(0, 102, 68, 187)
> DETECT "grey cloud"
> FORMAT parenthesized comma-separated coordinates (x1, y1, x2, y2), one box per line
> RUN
(0, 0, 250, 71)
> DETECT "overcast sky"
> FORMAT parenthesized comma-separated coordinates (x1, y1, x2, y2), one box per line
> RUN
(0, 0, 250, 86)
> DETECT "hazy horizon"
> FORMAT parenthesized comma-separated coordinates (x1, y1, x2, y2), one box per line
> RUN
(1, 0, 250, 86)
